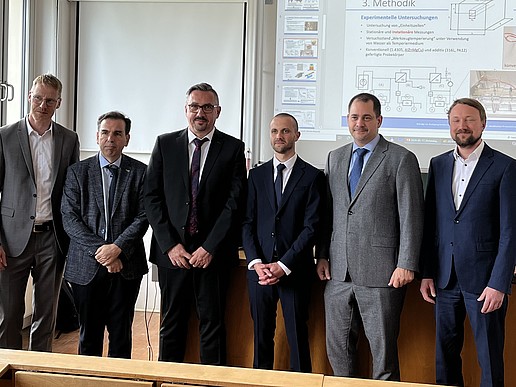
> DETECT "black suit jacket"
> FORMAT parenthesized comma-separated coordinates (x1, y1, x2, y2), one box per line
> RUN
(61, 154, 149, 285)
(144, 128, 247, 268)
(242, 157, 325, 279)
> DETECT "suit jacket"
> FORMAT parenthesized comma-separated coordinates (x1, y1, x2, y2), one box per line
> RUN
(61, 154, 149, 285)
(319, 135, 424, 287)
(421, 144, 516, 294)
(0, 118, 80, 258)
(144, 128, 247, 268)
(242, 157, 325, 280)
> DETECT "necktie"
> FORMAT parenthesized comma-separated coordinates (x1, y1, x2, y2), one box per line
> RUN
(349, 148, 368, 197)
(187, 137, 209, 235)
(275, 163, 286, 209)
(106, 164, 119, 242)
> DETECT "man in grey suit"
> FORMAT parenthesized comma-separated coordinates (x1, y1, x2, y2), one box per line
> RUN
(0, 74, 80, 351)
(61, 111, 148, 358)
(317, 93, 424, 380)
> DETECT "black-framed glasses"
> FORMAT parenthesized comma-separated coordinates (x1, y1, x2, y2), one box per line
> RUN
(32, 95, 60, 107)
(187, 104, 219, 114)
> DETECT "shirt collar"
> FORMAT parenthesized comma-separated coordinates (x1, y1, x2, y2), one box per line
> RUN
(352, 134, 380, 153)
(26, 117, 53, 136)
(453, 139, 484, 162)
(98, 152, 122, 169)
(273, 153, 297, 170)
(188, 127, 215, 144)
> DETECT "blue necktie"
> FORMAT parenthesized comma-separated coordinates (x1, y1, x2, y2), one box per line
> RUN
(275, 163, 286, 209)
(349, 148, 368, 197)
(187, 137, 209, 235)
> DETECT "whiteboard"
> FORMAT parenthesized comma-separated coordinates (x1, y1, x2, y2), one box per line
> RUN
(75, 1, 246, 153)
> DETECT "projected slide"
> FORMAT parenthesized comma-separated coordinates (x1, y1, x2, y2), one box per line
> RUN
(275, 0, 516, 142)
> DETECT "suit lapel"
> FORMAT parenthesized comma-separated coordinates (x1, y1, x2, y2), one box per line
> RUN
(199, 129, 222, 193)
(176, 129, 190, 193)
(16, 120, 36, 183)
(112, 155, 131, 215)
(456, 145, 494, 215)
(441, 152, 456, 213)
(351, 137, 387, 203)
(52, 124, 63, 189)
(91, 155, 105, 218)
(278, 157, 305, 212)
(262, 160, 276, 212)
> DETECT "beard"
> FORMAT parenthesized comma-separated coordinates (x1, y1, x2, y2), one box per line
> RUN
(454, 132, 481, 148)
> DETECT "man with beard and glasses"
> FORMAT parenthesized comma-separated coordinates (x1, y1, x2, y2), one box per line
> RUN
(242, 113, 325, 372)
(420, 98, 516, 387)
(144, 83, 246, 365)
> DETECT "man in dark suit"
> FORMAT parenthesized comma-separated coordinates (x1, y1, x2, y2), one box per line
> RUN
(242, 113, 324, 372)
(61, 111, 148, 358)
(144, 83, 246, 365)
(316, 93, 424, 380)
(0, 74, 80, 351)
(420, 98, 516, 387)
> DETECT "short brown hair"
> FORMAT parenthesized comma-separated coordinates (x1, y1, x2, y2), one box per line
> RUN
(31, 74, 63, 96)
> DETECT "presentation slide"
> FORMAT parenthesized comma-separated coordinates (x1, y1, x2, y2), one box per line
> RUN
(275, 0, 516, 168)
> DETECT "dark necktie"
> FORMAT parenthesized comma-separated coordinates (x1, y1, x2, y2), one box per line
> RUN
(275, 163, 286, 209)
(105, 164, 119, 242)
(349, 148, 368, 197)
(187, 137, 209, 235)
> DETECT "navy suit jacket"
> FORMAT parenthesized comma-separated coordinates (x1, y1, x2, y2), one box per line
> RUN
(421, 144, 516, 294)
(242, 157, 325, 279)
(144, 128, 247, 268)
(61, 154, 149, 285)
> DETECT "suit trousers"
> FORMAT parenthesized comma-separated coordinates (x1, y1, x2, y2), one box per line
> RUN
(0, 229, 62, 351)
(324, 279, 406, 380)
(158, 263, 227, 365)
(71, 267, 141, 359)
(435, 271, 507, 387)
(247, 270, 312, 372)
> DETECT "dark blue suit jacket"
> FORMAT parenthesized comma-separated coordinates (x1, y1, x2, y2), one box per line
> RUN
(242, 157, 325, 278)
(421, 144, 516, 294)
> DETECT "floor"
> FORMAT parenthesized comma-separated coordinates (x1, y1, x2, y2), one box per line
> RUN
(22, 310, 161, 361)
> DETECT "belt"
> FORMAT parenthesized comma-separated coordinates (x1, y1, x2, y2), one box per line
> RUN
(32, 221, 53, 233)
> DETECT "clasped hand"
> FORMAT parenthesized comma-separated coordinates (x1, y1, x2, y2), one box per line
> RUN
(254, 262, 285, 285)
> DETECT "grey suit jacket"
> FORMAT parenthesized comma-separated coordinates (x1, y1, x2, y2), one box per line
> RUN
(0, 118, 80, 258)
(61, 154, 149, 285)
(320, 135, 424, 287)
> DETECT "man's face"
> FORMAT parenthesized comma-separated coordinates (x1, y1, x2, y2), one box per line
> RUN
(185, 90, 221, 137)
(28, 83, 61, 121)
(269, 115, 300, 156)
(449, 103, 485, 149)
(96, 118, 130, 163)
(347, 99, 382, 147)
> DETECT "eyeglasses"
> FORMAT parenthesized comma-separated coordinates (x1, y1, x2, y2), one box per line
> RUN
(32, 95, 60, 107)
(187, 104, 219, 114)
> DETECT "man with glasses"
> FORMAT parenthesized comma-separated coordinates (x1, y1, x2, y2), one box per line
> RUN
(0, 73, 80, 351)
(144, 83, 246, 365)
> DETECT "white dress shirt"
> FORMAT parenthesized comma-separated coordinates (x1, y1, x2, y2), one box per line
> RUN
(452, 140, 484, 210)
(27, 118, 54, 223)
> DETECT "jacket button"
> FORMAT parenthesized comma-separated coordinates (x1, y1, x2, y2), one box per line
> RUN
(348, 210, 353, 215)
(454, 219, 459, 224)
(30, 216, 35, 220)
(33, 194, 37, 198)
(271, 232, 275, 237)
